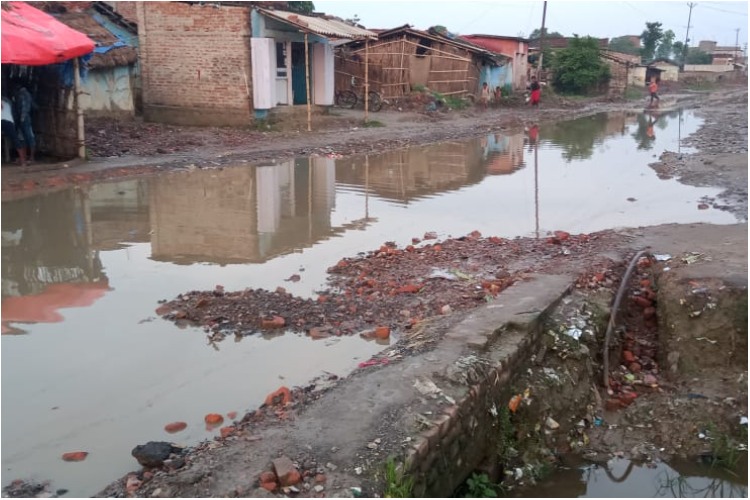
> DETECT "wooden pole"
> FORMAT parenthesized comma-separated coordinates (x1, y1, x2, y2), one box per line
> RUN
(538, 1, 547, 79)
(364, 38, 369, 122)
(400, 34, 407, 94)
(73, 57, 85, 159)
(305, 33, 311, 132)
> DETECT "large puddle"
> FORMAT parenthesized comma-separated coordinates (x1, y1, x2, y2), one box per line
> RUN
(516, 457, 748, 497)
(1, 109, 740, 496)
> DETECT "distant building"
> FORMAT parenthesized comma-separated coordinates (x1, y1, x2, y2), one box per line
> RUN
(696, 40, 745, 65)
(459, 35, 529, 90)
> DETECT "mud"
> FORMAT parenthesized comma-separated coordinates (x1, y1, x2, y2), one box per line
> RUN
(3, 84, 747, 497)
(158, 231, 622, 347)
(0, 86, 731, 198)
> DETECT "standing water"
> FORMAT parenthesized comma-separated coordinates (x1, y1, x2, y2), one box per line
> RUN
(1, 110, 739, 496)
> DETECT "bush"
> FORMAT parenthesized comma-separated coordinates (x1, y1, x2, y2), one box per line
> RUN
(551, 36, 610, 95)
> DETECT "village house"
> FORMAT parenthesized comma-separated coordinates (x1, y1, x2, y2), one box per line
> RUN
(648, 58, 679, 82)
(335, 25, 508, 102)
(49, 2, 139, 115)
(459, 34, 529, 91)
(2, 1, 96, 160)
(134, 2, 374, 127)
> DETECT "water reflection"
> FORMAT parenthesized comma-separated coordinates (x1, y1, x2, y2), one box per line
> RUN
(516, 458, 747, 498)
(1, 191, 108, 334)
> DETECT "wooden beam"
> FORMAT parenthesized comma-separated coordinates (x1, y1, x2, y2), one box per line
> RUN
(305, 33, 311, 132)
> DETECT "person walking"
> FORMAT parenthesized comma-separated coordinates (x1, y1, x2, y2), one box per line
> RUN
(529, 76, 541, 107)
(2, 95, 25, 166)
(648, 79, 660, 108)
(14, 85, 36, 163)
(479, 82, 491, 111)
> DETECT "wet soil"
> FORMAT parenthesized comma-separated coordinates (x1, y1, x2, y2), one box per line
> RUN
(4, 85, 746, 497)
(158, 230, 622, 348)
(0, 86, 731, 198)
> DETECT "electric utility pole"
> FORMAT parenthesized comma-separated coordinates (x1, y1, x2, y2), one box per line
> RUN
(682, 2, 696, 67)
(735, 28, 740, 65)
(537, 1, 547, 79)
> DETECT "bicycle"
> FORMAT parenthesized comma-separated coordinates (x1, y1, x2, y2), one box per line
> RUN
(335, 77, 384, 112)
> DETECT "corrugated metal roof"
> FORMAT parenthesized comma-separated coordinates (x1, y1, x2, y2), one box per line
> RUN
(258, 8, 376, 40)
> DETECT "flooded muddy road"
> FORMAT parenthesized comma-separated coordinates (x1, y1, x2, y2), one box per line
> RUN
(1, 109, 741, 496)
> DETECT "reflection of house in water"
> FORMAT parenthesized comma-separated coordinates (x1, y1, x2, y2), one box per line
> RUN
(335, 140, 486, 204)
(88, 180, 151, 250)
(148, 159, 336, 264)
(2, 190, 107, 332)
(483, 133, 525, 175)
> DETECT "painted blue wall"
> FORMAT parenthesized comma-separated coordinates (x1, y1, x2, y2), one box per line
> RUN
(479, 64, 513, 93)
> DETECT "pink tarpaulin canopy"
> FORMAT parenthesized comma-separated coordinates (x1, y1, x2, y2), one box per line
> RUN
(1, 1, 94, 65)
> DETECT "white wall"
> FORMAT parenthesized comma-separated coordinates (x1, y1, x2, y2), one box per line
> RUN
(80, 66, 135, 113)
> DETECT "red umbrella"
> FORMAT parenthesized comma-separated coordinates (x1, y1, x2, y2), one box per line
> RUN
(1, 2, 94, 66)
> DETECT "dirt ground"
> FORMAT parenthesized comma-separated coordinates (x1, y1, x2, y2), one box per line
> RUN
(1, 85, 734, 197)
(3, 85, 747, 498)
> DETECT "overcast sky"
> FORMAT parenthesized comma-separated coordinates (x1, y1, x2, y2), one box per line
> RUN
(316, 1, 748, 49)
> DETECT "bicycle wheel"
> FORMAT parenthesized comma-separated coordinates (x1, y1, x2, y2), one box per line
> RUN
(367, 91, 383, 112)
(336, 90, 357, 109)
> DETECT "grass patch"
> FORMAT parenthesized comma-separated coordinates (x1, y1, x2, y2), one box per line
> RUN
(383, 457, 413, 498)
(497, 406, 518, 463)
(682, 80, 717, 92)
(704, 422, 747, 470)
(624, 87, 643, 100)
(412, 84, 427, 93)
(362, 119, 385, 128)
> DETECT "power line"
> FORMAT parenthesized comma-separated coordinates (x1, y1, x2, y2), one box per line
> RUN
(700, 4, 748, 16)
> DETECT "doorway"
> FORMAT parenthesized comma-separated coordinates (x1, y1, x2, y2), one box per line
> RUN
(291, 42, 311, 105)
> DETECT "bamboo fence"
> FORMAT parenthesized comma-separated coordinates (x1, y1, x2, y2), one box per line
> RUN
(335, 33, 484, 100)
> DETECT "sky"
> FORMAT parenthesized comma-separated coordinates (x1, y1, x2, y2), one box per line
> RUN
(316, 0, 749, 50)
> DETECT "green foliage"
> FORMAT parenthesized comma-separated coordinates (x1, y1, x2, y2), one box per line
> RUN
(362, 119, 385, 128)
(705, 422, 747, 470)
(285, 1, 315, 14)
(528, 46, 554, 70)
(464, 473, 499, 498)
(656, 29, 676, 60)
(673, 41, 686, 64)
(383, 458, 413, 498)
(431, 91, 470, 110)
(411, 84, 427, 93)
(497, 406, 517, 463)
(624, 87, 643, 100)
(686, 50, 712, 64)
(529, 27, 564, 40)
(609, 36, 640, 56)
(640, 22, 664, 61)
(551, 36, 610, 95)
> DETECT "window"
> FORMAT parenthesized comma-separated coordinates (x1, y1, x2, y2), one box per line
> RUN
(276, 42, 287, 77)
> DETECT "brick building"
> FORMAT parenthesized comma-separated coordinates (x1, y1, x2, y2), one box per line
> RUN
(136, 2, 253, 126)
(135, 2, 375, 127)
(460, 35, 529, 90)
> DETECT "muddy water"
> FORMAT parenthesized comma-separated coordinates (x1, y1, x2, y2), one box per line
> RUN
(516, 457, 748, 497)
(1, 110, 739, 496)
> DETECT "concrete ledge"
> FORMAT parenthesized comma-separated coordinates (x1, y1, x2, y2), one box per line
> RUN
(143, 104, 252, 127)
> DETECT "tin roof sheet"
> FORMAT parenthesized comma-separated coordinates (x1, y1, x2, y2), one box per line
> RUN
(258, 9, 376, 40)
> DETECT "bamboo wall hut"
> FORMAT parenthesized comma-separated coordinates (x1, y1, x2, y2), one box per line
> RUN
(335, 25, 506, 100)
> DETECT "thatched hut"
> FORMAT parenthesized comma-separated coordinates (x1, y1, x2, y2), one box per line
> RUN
(335, 25, 507, 100)
(52, 3, 139, 115)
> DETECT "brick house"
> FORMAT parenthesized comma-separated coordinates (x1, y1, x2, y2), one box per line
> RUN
(459, 35, 529, 90)
(135, 2, 374, 127)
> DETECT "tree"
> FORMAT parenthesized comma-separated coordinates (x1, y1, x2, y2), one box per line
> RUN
(286, 1, 315, 14)
(672, 41, 685, 63)
(609, 36, 640, 55)
(640, 22, 664, 61)
(686, 50, 712, 64)
(551, 36, 611, 95)
(655, 29, 675, 60)
(529, 27, 563, 40)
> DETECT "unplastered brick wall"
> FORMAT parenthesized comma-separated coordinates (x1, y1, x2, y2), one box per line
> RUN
(137, 2, 253, 126)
